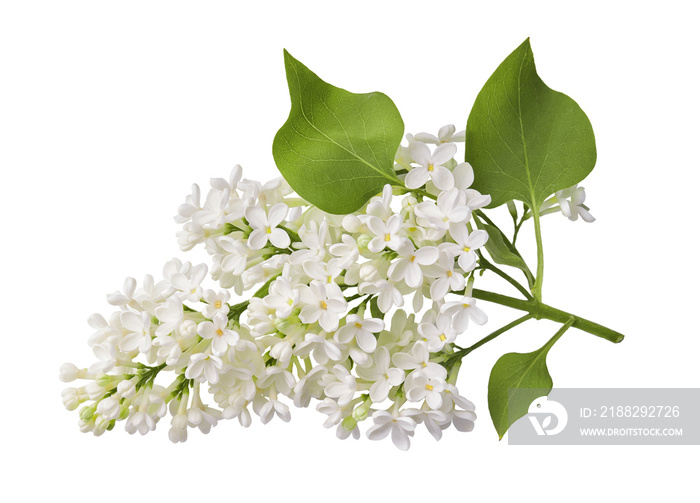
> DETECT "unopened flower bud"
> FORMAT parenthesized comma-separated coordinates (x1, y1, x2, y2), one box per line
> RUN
(59, 363, 79, 383)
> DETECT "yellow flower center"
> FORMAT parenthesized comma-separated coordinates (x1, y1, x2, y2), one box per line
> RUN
(447, 271, 452, 277)
(427, 164, 434, 172)
(214, 300, 222, 309)
(216, 329, 224, 336)
(288, 298, 294, 306)
(384, 233, 392, 242)
(410, 255, 416, 262)
(463, 303, 471, 308)
(266, 226, 272, 234)
(320, 300, 328, 310)
(463, 246, 471, 253)
(439, 334, 446, 341)
(425, 384, 434, 391)
(355, 322, 363, 329)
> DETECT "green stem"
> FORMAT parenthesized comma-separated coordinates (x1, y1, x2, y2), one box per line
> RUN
(531, 208, 544, 301)
(512, 209, 529, 245)
(447, 314, 534, 365)
(477, 252, 533, 300)
(471, 288, 625, 344)
(543, 316, 575, 352)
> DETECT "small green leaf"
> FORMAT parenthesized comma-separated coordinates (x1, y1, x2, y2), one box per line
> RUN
(478, 222, 534, 288)
(466, 38, 596, 210)
(369, 296, 382, 320)
(488, 321, 571, 439)
(273, 51, 404, 214)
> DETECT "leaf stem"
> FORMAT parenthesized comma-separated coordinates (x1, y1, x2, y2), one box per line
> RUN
(543, 316, 575, 352)
(477, 251, 533, 301)
(446, 314, 534, 365)
(471, 288, 625, 344)
(531, 208, 544, 301)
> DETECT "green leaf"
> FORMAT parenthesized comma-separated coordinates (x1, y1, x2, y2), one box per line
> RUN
(488, 320, 571, 439)
(478, 222, 535, 288)
(273, 50, 404, 214)
(466, 38, 596, 209)
(369, 296, 382, 320)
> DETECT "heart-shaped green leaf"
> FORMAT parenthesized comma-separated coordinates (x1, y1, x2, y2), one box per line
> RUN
(466, 38, 596, 210)
(488, 320, 570, 439)
(273, 51, 404, 214)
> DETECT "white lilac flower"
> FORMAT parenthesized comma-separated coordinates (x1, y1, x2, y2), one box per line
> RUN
(298, 280, 347, 332)
(303, 258, 344, 286)
(426, 249, 466, 300)
(328, 234, 360, 269)
(440, 296, 488, 332)
(404, 369, 446, 409)
(464, 189, 492, 211)
(366, 410, 417, 451)
(185, 353, 224, 384)
(222, 396, 252, 427)
(387, 241, 439, 289)
(289, 220, 329, 265)
(413, 124, 465, 144)
(323, 364, 357, 407)
(336, 422, 360, 440)
(187, 400, 222, 434)
(418, 314, 457, 352)
(316, 397, 347, 428)
(64, 139, 496, 447)
(177, 222, 206, 251)
(334, 314, 385, 353)
(202, 289, 231, 319)
(245, 202, 291, 250)
(355, 347, 405, 403)
(255, 397, 291, 424)
(210, 164, 242, 192)
(405, 142, 457, 191)
(169, 263, 208, 302)
(359, 279, 404, 314)
(367, 214, 404, 253)
(263, 276, 299, 318)
(175, 183, 201, 224)
(415, 188, 470, 232)
(87, 312, 121, 347)
(366, 184, 394, 220)
(107, 277, 137, 308)
(89, 342, 116, 373)
(542, 184, 595, 222)
(154, 296, 184, 337)
(169, 413, 188, 443)
(197, 313, 239, 356)
(293, 366, 329, 408)
(215, 235, 249, 275)
(445, 226, 488, 273)
(118, 311, 153, 354)
(294, 332, 344, 365)
(257, 366, 296, 395)
(392, 341, 446, 379)
(192, 188, 231, 228)
(403, 408, 449, 441)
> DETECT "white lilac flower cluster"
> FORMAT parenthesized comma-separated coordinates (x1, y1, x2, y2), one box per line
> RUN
(60, 124, 587, 450)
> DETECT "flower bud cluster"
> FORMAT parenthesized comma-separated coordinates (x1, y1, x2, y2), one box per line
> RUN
(61, 125, 493, 449)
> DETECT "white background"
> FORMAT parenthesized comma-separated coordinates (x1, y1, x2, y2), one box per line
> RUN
(1, 0, 698, 500)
